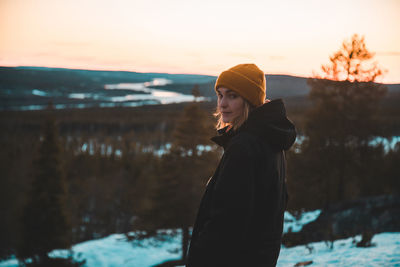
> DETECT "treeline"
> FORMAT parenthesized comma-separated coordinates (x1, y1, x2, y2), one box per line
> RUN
(1, 34, 400, 265)
(1, 100, 221, 265)
(1, 97, 399, 264)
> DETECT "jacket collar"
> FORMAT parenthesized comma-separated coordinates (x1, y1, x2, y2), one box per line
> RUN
(210, 99, 296, 151)
(210, 125, 235, 149)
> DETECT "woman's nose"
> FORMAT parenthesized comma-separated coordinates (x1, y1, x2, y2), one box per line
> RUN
(219, 96, 228, 108)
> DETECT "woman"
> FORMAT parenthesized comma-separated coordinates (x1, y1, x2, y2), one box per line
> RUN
(186, 63, 296, 267)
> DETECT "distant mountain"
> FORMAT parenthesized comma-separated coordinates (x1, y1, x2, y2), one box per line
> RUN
(1, 66, 399, 110)
(6, 66, 217, 85)
(266, 75, 309, 98)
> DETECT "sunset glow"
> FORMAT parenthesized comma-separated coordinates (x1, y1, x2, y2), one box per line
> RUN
(1, 0, 399, 83)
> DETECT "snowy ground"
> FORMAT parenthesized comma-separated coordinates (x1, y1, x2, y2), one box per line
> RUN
(1, 211, 399, 267)
(277, 232, 400, 266)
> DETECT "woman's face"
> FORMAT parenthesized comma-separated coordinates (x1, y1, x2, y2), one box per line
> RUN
(217, 87, 245, 123)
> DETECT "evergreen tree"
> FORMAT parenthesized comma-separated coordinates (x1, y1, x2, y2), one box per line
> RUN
(133, 102, 218, 264)
(191, 84, 201, 102)
(17, 103, 80, 266)
(291, 34, 387, 208)
(160, 102, 216, 263)
(172, 103, 211, 156)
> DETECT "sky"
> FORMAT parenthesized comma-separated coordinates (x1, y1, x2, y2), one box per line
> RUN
(1, 0, 399, 83)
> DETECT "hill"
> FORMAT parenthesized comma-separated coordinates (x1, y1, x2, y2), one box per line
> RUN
(1, 66, 399, 111)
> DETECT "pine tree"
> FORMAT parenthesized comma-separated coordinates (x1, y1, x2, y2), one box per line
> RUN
(17, 103, 78, 266)
(159, 102, 216, 263)
(172, 103, 211, 156)
(299, 34, 387, 207)
(191, 84, 201, 102)
(133, 102, 217, 264)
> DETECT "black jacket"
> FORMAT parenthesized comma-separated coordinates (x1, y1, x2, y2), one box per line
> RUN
(186, 99, 296, 267)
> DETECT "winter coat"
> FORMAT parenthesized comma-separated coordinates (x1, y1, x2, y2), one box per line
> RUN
(186, 99, 296, 267)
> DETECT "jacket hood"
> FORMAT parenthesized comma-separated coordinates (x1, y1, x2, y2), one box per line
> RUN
(211, 99, 296, 150)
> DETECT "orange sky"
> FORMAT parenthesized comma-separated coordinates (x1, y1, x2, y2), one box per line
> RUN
(1, 0, 399, 83)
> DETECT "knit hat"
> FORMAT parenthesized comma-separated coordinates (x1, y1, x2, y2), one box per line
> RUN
(214, 63, 266, 107)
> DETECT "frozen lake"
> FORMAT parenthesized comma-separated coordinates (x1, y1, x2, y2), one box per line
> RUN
(6, 78, 209, 111)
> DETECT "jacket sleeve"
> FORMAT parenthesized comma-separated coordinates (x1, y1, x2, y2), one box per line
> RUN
(190, 141, 256, 266)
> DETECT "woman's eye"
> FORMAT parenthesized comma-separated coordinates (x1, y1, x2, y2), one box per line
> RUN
(229, 94, 237, 99)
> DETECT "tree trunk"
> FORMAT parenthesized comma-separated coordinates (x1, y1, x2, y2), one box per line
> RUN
(337, 143, 346, 202)
(181, 226, 189, 262)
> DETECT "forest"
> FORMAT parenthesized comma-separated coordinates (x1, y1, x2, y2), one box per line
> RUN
(0, 34, 399, 266)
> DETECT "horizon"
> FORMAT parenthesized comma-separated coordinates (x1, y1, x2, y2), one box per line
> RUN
(4, 65, 400, 85)
(1, 0, 399, 83)
(1, 64, 312, 78)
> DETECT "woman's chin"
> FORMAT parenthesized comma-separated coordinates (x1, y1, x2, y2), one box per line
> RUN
(222, 117, 231, 123)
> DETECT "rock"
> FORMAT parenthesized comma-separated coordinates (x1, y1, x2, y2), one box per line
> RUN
(294, 260, 313, 266)
(283, 194, 400, 247)
(356, 230, 376, 247)
(152, 259, 184, 267)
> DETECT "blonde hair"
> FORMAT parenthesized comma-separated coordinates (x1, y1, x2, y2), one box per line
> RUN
(213, 100, 254, 132)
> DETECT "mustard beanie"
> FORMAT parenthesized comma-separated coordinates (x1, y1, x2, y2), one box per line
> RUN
(214, 63, 266, 107)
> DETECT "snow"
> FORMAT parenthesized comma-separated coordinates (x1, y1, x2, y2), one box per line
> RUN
(284, 210, 322, 233)
(277, 232, 400, 266)
(16, 78, 211, 111)
(1, 210, 399, 267)
(71, 232, 181, 267)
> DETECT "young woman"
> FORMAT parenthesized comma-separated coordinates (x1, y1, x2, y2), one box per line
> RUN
(186, 63, 296, 267)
